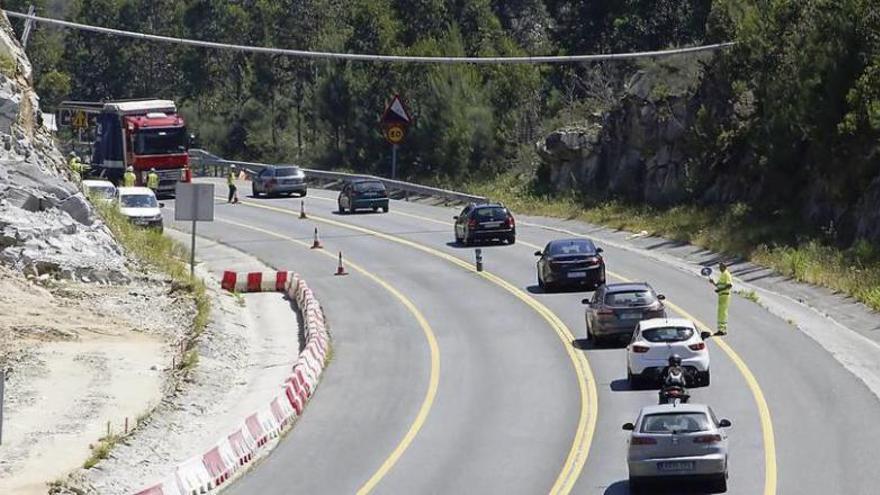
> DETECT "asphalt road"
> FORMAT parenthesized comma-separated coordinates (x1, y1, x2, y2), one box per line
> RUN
(166, 180, 880, 495)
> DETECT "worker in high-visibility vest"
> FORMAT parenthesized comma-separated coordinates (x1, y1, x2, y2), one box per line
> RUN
(227, 164, 239, 203)
(123, 166, 137, 187)
(68, 152, 83, 182)
(146, 168, 160, 194)
(710, 262, 733, 335)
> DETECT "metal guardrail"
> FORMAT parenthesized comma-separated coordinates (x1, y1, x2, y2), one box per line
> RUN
(188, 149, 487, 205)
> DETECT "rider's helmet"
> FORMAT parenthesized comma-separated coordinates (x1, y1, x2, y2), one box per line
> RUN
(150, 167, 156, 172)
(126, 166, 134, 172)
(668, 354, 682, 367)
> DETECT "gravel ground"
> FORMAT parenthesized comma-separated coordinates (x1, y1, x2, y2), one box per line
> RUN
(62, 233, 301, 495)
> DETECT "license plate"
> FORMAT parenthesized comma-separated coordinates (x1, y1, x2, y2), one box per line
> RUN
(657, 461, 695, 472)
(620, 312, 642, 320)
(567, 271, 587, 279)
(482, 221, 502, 228)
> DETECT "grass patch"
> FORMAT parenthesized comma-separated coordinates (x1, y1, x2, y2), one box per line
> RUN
(735, 289, 760, 304)
(83, 434, 120, 469)
(0, 53, 17, 78)
(460, 172, 880, 312)
(180, 349, 199, 371)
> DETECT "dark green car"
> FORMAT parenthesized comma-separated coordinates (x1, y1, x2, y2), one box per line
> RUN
(338, 179, 389, 213)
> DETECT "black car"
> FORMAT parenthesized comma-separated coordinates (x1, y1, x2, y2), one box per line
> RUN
(252, 166, 307, 197)
(535, 238, 606, 291)
(581, 282, 667, 345)
(338, 179, 389, 213)
(453, 203, 516, 245)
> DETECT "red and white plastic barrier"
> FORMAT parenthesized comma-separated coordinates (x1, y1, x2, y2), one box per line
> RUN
(220, 271, 290, 293)
(134, 273, 331, 494)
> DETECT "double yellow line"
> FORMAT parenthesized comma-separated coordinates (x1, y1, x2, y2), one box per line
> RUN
(221, 197, 598, 495)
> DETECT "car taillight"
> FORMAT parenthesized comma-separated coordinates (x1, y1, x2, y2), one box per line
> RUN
(586, 256, 598, 264)
(631, 436, 657, 445)
(632, 345, 649, 353)
(507, 215, 515, 228)
(468, 218, 477, 228)
(689, 342, 706, 351)
(183, 167, 192, 183)
(597, 309, 614, 316)
(693, 434, 722, 444)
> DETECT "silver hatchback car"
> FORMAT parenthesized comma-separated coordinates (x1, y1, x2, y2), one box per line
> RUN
(623, 403, 731, 492)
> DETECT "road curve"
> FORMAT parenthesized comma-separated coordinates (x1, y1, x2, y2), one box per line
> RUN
(169, 180, 880, 494)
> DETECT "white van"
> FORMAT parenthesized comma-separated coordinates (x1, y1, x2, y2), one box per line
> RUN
(117, 186, 164, 231)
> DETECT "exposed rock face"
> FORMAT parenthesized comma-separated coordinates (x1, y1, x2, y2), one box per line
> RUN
(0, 15, 127, 281)
(537, 57, 709, 206)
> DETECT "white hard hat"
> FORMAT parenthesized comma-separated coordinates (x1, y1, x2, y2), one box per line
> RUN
(127, 166, 133, 171)
(230, 164, 236, 169)
(150, 167, 156, 172)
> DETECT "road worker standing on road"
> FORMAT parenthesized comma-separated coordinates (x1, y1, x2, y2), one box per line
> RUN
(146, 168, 160, 194)
(227, 164, 239, 203)
(123, 166, 137, 187)
(710, 262, 733, 335)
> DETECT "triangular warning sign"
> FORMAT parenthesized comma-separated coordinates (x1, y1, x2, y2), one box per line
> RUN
(382, 95, 411, 125)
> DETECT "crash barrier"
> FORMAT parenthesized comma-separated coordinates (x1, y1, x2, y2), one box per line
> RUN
(189, 148, 487, 205)
(220, 270, 290, 293)
(134, 273, 330, 495)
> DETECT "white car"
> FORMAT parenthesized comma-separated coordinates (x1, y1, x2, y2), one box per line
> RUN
(627, 318, 710, 387)
(117, 186, 164, 231)
(82, 179, 117, 204)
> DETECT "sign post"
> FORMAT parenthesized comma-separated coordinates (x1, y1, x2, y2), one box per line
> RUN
(381, 95, 411, 179)
(174, 183, 215, 277)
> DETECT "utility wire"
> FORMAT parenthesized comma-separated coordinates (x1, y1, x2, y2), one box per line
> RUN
(4, 10, 734, 65)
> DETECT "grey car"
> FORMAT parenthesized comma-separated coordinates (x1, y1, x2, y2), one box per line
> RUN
(582, 283, 666, 345)
(252, 166, 307, 197)
(624, 403, 731, 492)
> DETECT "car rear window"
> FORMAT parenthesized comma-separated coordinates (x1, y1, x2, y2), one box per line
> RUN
(641, 413, 710, 433)
(120, 194, 158, 208)
(276, 167, 301, 176)
(354, 181, 385, 193)
(473, 207, 508, 220)
(548, 240, 595, 255)
(641, 327, 694, 343)
(605, 290, 656, 306)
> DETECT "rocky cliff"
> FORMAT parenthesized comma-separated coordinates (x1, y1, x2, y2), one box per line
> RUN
(0, 16, 125, 281)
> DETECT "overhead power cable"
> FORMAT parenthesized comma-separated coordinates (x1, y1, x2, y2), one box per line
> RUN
(4, 10, 735, 65)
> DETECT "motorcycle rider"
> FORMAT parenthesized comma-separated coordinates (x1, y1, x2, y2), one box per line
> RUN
(659, 354, 689, 404)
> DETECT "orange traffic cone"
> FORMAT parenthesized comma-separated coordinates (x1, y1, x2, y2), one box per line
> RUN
(311, 227, 323, 249)
(300, 200, 307, 219)
(335, 251, 348, 276)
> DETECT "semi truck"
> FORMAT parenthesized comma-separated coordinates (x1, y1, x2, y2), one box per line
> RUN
(58, 99, 192, 196)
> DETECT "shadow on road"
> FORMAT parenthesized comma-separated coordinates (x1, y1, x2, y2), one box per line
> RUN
(526, 284, 593, 295)
(604, 480, 719, 495)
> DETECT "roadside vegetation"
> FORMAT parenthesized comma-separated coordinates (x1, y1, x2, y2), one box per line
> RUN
(93, 201, 210, 354)
(467, 172, 880, 312)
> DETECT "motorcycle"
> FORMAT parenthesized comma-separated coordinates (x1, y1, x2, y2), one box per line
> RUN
(658, 385, 690, 405)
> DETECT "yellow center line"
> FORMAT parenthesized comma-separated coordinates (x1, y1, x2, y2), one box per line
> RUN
(226, 196, 597, 495)
(203, 204, 441, 495)
(301, 195, 776, 495)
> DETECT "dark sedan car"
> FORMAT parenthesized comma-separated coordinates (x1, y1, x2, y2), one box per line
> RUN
(453, 203, 516, 245)
(338, 179, 389, 213)
(252, 166, 307, 197)
(535, 238, 605, 291)
(582, 282, 667, 345)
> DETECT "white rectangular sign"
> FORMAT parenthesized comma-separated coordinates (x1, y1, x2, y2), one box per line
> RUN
(174, 183, 215, 222)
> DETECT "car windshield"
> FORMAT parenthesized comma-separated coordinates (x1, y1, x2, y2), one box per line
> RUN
(120, 194, 158, 208)
(276, 167, 302, 177)
(474, 207, 508, 221)
(87, 185, 115, 199)
(641, 413, 711, 433)
(605, 290, 656, 306)
(133, 127, 187, 155)
(548, 240, 595, 255)
(354, 181, 385, 193)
